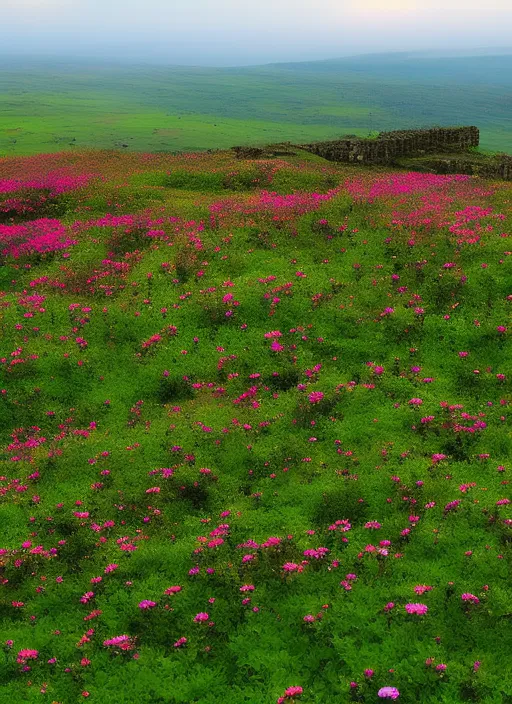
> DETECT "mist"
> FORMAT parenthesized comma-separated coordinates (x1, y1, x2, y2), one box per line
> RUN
(2, 0, 512, 66)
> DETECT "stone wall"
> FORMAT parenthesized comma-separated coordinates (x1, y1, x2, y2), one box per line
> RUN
(398, 153, 512, 181)
(301, 127, 480, 165)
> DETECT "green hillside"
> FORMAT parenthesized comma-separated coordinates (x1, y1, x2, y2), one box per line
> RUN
(0, 53, 511, 156)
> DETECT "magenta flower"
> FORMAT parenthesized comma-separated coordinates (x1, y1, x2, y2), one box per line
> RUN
(283, 562, 300, 572)
(405, 603, 428, 615)
(16, 649, 38, 663)
(308, 391, 324, 404)
(138, 600, 157, 609)
(194, 612, 209, 622)
(378, 687, 400, 699)
(461, 593, 480, 604)
(284, 686, 303, 698)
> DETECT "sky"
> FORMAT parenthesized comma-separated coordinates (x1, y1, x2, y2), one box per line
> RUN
(2, 0, 512, 66)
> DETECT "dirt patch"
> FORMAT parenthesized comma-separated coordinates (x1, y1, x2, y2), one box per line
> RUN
(153, 128, 182, 137)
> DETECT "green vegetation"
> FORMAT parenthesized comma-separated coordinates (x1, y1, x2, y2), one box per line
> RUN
(0, 148, 511, 703)
(1, 54, 511, 156)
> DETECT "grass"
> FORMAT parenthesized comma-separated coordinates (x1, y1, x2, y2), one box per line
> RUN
(0, 147, 511, 703)
(1, 54, 511, 156)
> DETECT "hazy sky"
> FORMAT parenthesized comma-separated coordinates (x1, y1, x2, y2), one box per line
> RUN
(2, 0, 512, 65)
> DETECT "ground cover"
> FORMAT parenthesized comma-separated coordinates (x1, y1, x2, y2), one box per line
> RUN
(0, 149, 511, 703)
(0, 56, 511, 156)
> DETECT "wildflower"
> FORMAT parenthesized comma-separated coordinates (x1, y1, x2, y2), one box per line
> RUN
(461, 593, 480, 604)
(194, 612, 209, 622)
(444, 500, 461, 513)
(405, 603, 428, 615)
(280, 686, 303, 701)
(138, 600, 157, 609)
(378, 687, 400, 699)
(17, 649, 38, 663)
(283, 562, 300, 572)
(103, 635, 134, 650)
(308, 391, 324, 404)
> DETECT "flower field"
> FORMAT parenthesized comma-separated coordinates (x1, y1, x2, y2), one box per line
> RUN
(0, 148, 510, 703)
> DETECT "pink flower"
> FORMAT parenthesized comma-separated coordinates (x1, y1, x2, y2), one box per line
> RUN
(194, 612, 209, 622)
(138, 600, 157, 609)
(444, 500, 461, 513)
(283, 562, 300, 572)
(308, 391, 324, 404)
(378, 687, 400, 699)
(461, 593, 480, 604)
(283, 686, 303, 698)
(103, 635, 134, 649)
(17, 649, 38, 663)
(405, 603, 428, 615)
(364, 521, 381, 529)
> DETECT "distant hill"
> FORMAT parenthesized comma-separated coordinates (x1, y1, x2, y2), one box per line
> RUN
(253, 52, 512, 87)
(0, 51, 511, 155)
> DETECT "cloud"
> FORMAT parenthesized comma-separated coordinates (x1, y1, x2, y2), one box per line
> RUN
(1, 0, 511, 64)
(4, 0, 77, 7)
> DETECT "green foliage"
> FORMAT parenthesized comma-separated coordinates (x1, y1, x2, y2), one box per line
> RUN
(0, 148, 510, 703)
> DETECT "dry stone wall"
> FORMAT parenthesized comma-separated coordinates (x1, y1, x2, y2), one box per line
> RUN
(402, 154, 512, 181)
(301, 127, 480, 165)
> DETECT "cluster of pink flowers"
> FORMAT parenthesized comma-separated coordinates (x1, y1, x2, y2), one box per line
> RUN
(277, 686, 303, 703)
(0, 219, 77, 258)
(461, 593, 480, 604)
(405, 603, 428, 615)
(16, 649, 38, 663)
(103, 635, 135, 650)
(378, 686, 400, 699)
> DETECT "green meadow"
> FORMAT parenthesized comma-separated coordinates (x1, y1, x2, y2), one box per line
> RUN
(0, 54, 511, 156)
